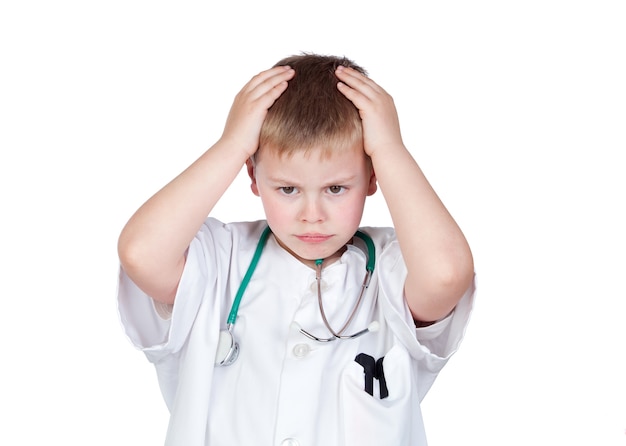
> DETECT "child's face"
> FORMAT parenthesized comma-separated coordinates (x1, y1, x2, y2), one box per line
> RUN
(248, 144, 377, 267)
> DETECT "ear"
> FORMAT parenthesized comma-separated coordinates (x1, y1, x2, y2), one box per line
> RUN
(367, 168, 377, 196)
(246, 158, 260, 196)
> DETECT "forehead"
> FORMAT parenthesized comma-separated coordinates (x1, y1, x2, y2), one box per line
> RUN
(255, 143, 370, 179)
(256, 141, 367, 165)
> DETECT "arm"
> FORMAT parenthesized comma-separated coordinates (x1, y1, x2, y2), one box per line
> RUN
(118, 66, 295, 304)
(335, 66, 474, 323)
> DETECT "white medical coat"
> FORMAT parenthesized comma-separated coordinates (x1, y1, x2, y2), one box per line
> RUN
(118, 218, 475, 446)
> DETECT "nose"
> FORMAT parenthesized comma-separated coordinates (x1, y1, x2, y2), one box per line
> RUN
(299, 196, 325, 223)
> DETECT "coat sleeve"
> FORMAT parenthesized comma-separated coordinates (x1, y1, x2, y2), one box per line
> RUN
(117, 218, 233, 363)
(373, 232, 476, 399)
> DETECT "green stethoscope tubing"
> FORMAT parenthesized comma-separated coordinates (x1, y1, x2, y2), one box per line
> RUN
(226, 226, 375, 328)
(226, 225, 272, 326)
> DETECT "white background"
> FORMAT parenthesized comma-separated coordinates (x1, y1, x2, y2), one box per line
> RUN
(1, 1, 625, 445)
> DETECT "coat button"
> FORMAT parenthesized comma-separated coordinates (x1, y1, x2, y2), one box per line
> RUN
(292, 343, 310, 358)
(309, 279, 328, 293)
(280, 438, 300, 446)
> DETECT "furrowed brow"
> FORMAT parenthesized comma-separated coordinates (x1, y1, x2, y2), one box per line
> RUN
(266, 176, 301, 185)
(322, 175, 358, 186)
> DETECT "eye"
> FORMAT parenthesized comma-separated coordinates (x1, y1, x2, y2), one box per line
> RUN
(327, 185, 346, 195)
(280, 186, 297, 195)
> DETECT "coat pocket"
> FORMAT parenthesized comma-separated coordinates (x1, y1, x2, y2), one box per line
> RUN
(339, 345, 416, 446)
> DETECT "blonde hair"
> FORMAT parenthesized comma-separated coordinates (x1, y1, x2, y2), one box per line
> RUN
(258, 53, 367, 159)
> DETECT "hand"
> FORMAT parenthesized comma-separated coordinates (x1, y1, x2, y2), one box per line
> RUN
(335, 66, 404, 158)
(220, 65, 295, 158)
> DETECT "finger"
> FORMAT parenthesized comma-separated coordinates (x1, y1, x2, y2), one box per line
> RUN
(251, 67, 295, 106)
(336, 80, 366, 106)
(242, 67, 294, 107)
(245, 65, 294, 95)
(335, 66, 382, 97)
(336, 77, 375, 112)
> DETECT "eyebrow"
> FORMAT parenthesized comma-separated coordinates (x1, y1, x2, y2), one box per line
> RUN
(266, 175, 358, 186)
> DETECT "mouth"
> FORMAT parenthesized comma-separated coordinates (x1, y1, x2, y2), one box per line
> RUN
(295, 233, 332, 243)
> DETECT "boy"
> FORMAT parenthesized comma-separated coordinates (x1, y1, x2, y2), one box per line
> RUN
(117, 54, 475, 445)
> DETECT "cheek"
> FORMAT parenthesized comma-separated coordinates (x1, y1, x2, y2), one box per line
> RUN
(260, 194, 292, 224)
(333, 196, 366, 223)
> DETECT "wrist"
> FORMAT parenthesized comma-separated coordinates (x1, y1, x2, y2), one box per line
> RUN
(215, 135, 258, 162)
(368, 141, 408, 164)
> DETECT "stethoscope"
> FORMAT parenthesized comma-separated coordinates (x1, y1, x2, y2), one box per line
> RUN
(215, 226, 379, 366)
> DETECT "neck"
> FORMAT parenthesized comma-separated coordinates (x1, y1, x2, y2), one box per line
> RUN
(274, 236, 347, 270)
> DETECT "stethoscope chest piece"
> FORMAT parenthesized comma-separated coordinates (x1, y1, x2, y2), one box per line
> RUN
(215, 328, 239, 366)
